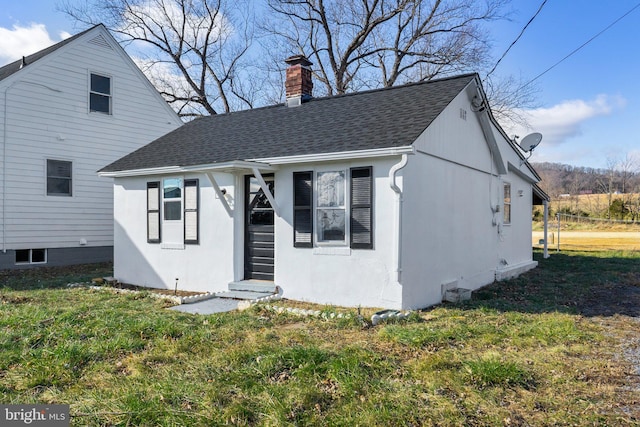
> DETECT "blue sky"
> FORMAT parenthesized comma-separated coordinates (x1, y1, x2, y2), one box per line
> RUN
(1, 0, 639, 170)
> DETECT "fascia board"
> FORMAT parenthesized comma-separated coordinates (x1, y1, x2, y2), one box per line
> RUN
(249, 146, 415, 165)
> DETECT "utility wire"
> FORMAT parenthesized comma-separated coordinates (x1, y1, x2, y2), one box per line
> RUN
(520, 1, 640, 89)
(484, 0, 549, 80)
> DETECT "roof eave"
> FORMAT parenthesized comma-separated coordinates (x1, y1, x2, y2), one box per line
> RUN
(99, 146, 416, 177)
(249, 145, 415, 165)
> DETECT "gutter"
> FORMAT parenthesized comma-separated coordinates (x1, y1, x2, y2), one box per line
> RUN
(389, 154, 409, 283)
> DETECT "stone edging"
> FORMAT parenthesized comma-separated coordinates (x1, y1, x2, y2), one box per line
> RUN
(68, 282, 214, 305)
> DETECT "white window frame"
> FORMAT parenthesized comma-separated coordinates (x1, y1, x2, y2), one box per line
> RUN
(89, 72, 112, 115)
(314, 169, 349, 247)
(15, 249, 47, 265)
(503, 182, 511, 225)
(163, 177, 183, 222)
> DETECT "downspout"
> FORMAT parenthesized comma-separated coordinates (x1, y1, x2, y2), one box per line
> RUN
(543, 199, 549, 258)
(389, 154, 409, 283)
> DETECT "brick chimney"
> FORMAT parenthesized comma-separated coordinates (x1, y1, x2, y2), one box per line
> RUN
(284, 55, 313, 107)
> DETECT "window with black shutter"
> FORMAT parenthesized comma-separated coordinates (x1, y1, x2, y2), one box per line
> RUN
(293, 171, 313, 247)
(350, 166, 373, 249)
(147, 181, 161, 243)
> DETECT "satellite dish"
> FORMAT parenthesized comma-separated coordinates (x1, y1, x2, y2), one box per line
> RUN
(519, 132, 543, 153)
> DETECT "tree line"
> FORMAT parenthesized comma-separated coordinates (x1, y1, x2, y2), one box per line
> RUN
(533, 157, 640, 221)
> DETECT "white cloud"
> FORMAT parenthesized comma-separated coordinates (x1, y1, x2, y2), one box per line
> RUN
(503, 95, 626, 146)
(0, 23, 64, 65)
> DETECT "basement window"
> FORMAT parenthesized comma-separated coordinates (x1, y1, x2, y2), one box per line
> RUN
(15, 249, 47, 265)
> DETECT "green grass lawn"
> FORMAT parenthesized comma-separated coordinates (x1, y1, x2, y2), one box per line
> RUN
(1, 252, 639, 426)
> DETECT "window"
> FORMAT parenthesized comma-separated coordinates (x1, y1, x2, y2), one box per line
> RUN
(503, 183, 511, 224)
(147, 178, 199, 244)
(147, 182, 161, 243)
(90, 73, 111, 114)
(184, 179, 199, 244)
(317, 171, 346, 243)
(293, 167, 373, 249)
(163, 178, 182, 221)
(15, 249, 47, 265)
(47, 159, 72, 196)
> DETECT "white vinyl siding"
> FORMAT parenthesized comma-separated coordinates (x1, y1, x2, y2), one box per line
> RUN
(0, 26, 181, 250)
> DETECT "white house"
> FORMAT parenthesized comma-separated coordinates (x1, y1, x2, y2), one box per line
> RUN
(100, 56, 547, 309)
(0, 24, 182, 269)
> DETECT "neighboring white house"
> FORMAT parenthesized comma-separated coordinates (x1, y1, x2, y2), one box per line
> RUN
(0, 24, 182, 269)
(100, 56, 548, 309)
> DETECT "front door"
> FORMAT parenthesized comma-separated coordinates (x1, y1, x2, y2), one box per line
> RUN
(245, 175, 275, 281)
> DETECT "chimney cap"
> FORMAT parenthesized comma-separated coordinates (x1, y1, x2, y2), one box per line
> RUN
(285, 55, 313, 67)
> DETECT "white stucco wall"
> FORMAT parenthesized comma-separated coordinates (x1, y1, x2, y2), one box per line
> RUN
(114, 174, 236, 292)
(398, 87, 536, 309)
(113, 158, 404, 308)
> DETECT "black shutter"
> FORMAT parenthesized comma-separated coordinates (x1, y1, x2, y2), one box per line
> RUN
(293, 171, 313, 248)
(147, 182, 161, 243)
(184, 179, 199, 244)
(350, 167, 373, 249)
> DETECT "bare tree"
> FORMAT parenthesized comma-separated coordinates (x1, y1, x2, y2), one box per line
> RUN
(263, 0, 510, 96)
(59, 0, 257, 117)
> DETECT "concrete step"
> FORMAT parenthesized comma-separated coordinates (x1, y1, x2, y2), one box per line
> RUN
(215, 290, 274, 300)
(228, 280, 277, 293)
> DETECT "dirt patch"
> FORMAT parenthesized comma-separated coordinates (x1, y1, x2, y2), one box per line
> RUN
(578, 284, 640, 317)
(105, 282, 204, 297)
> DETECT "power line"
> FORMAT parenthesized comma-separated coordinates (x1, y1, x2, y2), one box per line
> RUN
(484, 0, 549, 81)
(520, 2, 640, 90)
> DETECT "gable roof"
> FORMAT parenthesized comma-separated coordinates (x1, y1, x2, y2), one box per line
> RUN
(100, 74, 477, 173)
(0, 25, 99, 82)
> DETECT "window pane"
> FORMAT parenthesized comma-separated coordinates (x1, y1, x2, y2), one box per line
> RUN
(504, 204, 511, 224)
(164, 178, 182, 199)
(91, 74, 111, 95)
(47, 177, 71, 196)
(317, 209, 345, 242)
(164, 201, 182, 220)
(317, 171, 345, 207)
(31, 249, 46, 263)
(15, 250, 29, 264)
(90, 93, 110, 113)
(47, 159, 71, 178)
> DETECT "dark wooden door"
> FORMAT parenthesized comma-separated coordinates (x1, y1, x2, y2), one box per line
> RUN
(245, 175, 275, 281)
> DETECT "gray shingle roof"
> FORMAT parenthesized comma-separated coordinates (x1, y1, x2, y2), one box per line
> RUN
(101, 73, 477, 173)
(0, 25, 99, 82)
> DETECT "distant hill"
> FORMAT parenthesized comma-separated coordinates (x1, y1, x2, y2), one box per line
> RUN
(532, 162, 640, 199)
